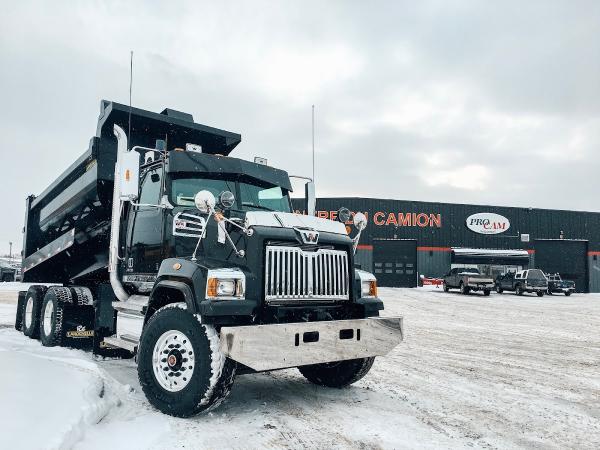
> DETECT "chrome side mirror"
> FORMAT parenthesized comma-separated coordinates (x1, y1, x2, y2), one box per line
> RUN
(219, 190, 235, 209)
(194, 190, 216, 213)
(353, 212, 367, 230)
(337, 207, 351, 223)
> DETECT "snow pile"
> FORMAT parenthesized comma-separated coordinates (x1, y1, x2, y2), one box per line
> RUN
(0, 331, 114, 449)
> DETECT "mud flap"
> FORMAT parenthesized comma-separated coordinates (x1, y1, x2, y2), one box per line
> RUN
(61, 304, 96, 350)
(15, 291, 26, 331)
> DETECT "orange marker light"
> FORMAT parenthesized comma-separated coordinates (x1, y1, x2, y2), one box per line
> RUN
(125, 169, 131, 181)
(207, 278, 219, 297)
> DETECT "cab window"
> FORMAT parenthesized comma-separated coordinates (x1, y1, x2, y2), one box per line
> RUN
(139, 170, 162, 205)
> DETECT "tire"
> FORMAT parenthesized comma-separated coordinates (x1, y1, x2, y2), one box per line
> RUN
(565, 291, 572, 297)
(137, 303, 236, 417)
(496, 286, 503, 294)
(459, 282, 469, 295)
(536, 291, 544, 297)
(515, 285, 523, 296)
(443, 283, 450, 292)
(299, 357, 375, 388)
(547, 289, 553, 295)
(22, 286, 46, 339)
(483, 290, 491, 296)
(39, 289, 66, 347)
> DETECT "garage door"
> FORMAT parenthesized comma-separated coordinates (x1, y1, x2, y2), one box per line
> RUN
(534, 240, 588, 293)
(373, 239, 417, 287)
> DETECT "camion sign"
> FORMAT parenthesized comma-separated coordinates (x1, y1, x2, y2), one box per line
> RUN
(466, 212, 510, 235)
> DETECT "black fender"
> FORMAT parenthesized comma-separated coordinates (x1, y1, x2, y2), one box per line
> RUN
(145, 258, 207, 324)
(146, 280, 198, 323)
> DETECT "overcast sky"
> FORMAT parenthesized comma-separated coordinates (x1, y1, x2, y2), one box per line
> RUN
(1, 1, 599, 255)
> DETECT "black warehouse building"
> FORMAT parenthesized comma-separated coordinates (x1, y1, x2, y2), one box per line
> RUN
(294, 198, 600, 293)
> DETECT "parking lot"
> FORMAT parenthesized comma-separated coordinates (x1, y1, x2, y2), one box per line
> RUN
(1, 285, 599, 449)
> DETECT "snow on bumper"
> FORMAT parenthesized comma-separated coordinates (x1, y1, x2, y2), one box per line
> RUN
(219, 317, 403, 371)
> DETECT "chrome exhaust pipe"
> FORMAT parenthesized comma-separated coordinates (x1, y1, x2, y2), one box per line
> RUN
(109, 124, 130, 302)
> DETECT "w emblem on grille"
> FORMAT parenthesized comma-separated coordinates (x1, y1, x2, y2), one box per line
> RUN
(294, 227, 319, 245)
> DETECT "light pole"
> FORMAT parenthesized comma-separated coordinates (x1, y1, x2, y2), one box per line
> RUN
(8, 242, 12, 264)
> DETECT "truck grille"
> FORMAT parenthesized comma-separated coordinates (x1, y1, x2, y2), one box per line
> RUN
(265, 246, 350, 302)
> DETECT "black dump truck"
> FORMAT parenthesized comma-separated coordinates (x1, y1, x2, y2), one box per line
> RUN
(15, 100, 403, 417)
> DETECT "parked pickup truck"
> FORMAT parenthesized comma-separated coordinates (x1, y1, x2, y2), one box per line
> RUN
(495, 269, 548, 297)
(546, 273, 575, 296)
(443, 268, 494, 296)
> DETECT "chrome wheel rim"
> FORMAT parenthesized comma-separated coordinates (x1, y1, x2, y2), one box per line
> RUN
(24, 297, 33, 329)
(43, 301, 54, 336)
(152, 330, 195, 392)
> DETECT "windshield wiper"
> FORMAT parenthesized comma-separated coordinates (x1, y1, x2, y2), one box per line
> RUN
(241, 202, 275, 212)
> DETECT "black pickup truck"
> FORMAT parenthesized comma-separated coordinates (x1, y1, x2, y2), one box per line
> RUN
(495, 269, 548, 297)
(443, 268, 494, 295)
(546, 273, 575, 296)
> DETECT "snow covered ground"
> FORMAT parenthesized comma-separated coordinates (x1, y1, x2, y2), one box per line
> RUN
(1, 285, 599, 449)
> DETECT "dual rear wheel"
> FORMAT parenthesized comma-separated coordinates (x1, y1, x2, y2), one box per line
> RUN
(21, 286, 68, 346)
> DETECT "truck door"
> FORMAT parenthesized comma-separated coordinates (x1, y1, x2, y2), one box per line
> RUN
(127, 169, 164, 275)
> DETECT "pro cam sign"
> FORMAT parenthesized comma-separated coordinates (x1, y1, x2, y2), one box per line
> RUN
(466, 213, 510, 235)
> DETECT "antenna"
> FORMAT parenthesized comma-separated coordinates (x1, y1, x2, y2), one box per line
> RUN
(128, 50, 133, 150)
(312, 104, 315, 182)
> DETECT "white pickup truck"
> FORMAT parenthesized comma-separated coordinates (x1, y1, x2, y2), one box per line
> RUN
(443, 268, 494, 296)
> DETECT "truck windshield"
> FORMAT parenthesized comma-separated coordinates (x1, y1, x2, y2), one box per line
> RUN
(171, 177, 292, 213)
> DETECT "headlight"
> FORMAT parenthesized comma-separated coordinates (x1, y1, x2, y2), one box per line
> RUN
(361, 280, 377, 297)
(206, 268, 245, 300)
(356, 269, 377, 297)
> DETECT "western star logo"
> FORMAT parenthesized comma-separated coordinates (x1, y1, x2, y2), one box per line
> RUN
(295, 227, 319, 245)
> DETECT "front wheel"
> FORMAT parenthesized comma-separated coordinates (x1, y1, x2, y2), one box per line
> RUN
(483, 290, 491, 296)
(299, 357, 375, 388)
(137, 303, 236, 418)
(496, 286, 503, 294)
(537, 291, 544, 297)
(565, 291, 572, 297)
(443, 283, 450, 292)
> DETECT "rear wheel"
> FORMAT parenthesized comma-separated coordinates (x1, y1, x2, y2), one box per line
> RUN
(496, 285, 503, 294)
(137, 304, 236, 417)
(299, 357, 375, 388)
(483, 290, 491, 296)
(22, 286, 45, 339)
(565, 291, 572, 297)
(459, 282, 470, 295)
(443, 283, 450, 292)
(40, 289, 67, 347)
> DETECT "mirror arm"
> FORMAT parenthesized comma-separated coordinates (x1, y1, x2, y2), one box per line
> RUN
(352, 229, 364, 254)
(191, 211, 212, 262)
(219, 215, 254, 236)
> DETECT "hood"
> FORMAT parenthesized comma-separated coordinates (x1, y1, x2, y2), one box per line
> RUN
(245, 211, 347, 235)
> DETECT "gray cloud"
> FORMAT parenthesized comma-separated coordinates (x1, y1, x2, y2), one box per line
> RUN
(1, 0, 599, 254)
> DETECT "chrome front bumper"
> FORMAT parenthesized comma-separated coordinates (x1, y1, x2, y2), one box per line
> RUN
(220, 316, 403, 371)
